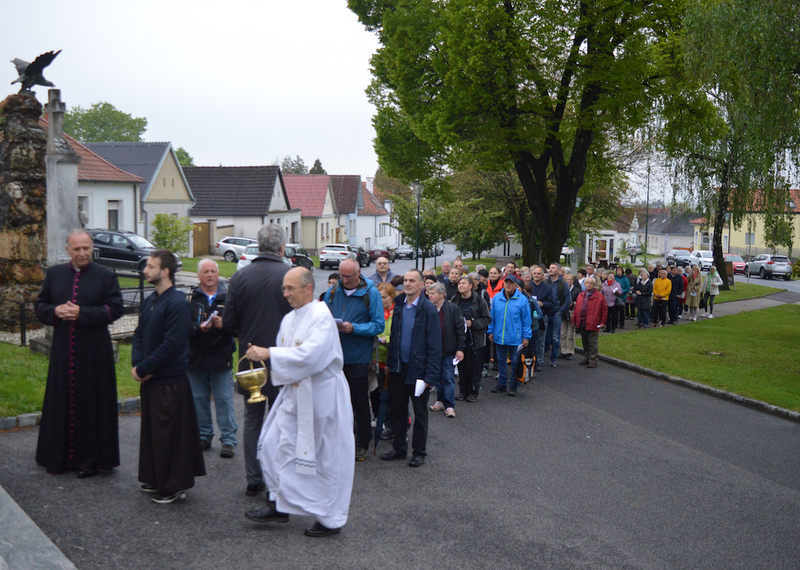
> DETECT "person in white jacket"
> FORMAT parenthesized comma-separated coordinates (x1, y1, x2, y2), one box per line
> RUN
(701, 266, 724, 318)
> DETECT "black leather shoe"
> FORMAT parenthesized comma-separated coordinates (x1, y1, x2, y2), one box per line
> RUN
(409, 454, 425, 467)
(245, 502, 289, 523)
(381, 450, 407, 461)
(77, 470, 98, 479)
(490, 384, 507, 393)
(246, 482, 266, 496)
(304, 521, 342, 537)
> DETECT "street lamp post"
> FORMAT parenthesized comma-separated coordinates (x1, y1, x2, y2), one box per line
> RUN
(411, 182, 424, 270)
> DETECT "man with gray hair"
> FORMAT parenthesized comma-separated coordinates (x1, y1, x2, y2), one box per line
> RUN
(223, 224, 292, 496)
(188, 259, 238, 458)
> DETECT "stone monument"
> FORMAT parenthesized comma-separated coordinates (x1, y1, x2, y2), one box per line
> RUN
(0, 93, 47, 331)
(43, 89, 80, 267)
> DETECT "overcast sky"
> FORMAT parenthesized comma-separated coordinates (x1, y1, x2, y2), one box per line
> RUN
(2, 0, 381, 178)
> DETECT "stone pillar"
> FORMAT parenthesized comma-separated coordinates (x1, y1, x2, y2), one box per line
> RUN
(43, 89, 80, 268)
(0, 93, 47, 331)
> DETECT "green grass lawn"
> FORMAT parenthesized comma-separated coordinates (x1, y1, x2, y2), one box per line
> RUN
(583, 304, 800, 411)
(181, 257, 238, 278)
(716, 282, 783, 303)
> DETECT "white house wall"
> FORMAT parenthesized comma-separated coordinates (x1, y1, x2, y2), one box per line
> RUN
(79, 182, 137, 233)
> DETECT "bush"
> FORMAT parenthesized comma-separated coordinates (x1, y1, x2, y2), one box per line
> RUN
(150, 214, 193, 255)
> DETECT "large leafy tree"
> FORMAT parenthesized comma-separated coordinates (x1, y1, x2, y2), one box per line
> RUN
(659, 0, 800, 287)
(349, 0, 681, 264)
(280, 155, 309, 175)
(309, 159, 327, 174)
(64, 102, 147, 142)
(175, 147, 195, 168)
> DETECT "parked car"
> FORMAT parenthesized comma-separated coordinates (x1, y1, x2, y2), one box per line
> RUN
(88, 229, 182, 272)
(284, 243, 314, 271)
(689, 250, 713, 270)
(237, 244, 291, 272)
(745, 254, 793, 280)
(369, 247, 396, 262)
(215, 236, 257, 262)
(353, 246, 371, 268)
(395, 244, 416, 259)
(319, 244, 357, 269)
(666, 249, 691, 267)
(724, 253, 746, 275)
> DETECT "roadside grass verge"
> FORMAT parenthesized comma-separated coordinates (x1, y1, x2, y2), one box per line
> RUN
(716, 282, 784, 303)
(0, 343, 140, 418)
(583, 304, 800, 411)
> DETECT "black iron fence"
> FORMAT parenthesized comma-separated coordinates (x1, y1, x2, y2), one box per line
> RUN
(1, 270, 228, 348)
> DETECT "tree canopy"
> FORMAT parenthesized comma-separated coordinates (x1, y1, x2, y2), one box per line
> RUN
(175, 147, 195, 168)
(63, 102, 147, 142)
(309, 159, 327, 174)
(349, 0, 682, 264)
(281, 155, 308, 175)
(659, 0, 800, 284)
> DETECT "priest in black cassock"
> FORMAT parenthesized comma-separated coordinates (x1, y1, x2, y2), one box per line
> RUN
(35, 229, 124, 478)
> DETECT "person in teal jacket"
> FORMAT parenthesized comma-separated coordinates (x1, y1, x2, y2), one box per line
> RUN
(614, 266, 631, 330)
(487, 276, 532, 396)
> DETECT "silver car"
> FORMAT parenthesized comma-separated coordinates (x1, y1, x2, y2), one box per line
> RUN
(236, 244, 291, 272)
(689, 250, 713, 270)
(215, 236, 257, 262)
(745, 254, 793, 280)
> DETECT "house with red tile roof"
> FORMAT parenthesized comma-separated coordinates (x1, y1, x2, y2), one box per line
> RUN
(40, 118, 145, 235)
(358, 178, 398, 250)
(688, 189, 800, 258)
(330, 174, 363, 245)
(283, 175, 340, 254)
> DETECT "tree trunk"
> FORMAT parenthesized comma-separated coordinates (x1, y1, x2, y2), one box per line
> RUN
(712, 165, 731, 291)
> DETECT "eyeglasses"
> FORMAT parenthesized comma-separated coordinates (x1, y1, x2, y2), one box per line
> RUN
(281, 285, 307, 292)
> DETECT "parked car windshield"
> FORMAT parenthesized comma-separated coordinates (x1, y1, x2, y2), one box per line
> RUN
(128, 234, 155, 249)
(772, 256, 790, 263)
(244, 245, 259, 255)
(725, 254, 743, 262)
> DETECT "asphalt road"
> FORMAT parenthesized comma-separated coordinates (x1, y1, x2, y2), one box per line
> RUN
(1, 358, 799, 570)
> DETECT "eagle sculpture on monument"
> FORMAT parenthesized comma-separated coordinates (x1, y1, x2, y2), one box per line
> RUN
(11, 50, 61, 93)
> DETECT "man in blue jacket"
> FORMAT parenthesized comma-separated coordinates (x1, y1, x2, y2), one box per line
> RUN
(488, 275, 532, 396)
(323, 258, 384, 461)
(382, 269, 442, 467)
(528, 266, 555, 374)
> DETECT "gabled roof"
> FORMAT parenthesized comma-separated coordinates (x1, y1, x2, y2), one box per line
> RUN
(86, 141, 194, 202)
(689, 189, 800, 224)
(184, 165, 284, 217)
(615, 208, 697, 236)
(283, 174, 333, 218)
(330, 175, 361, 214)
(39, 118, 143, 184)
(359, 182, 389, 216)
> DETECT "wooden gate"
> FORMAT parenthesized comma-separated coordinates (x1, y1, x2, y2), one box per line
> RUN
(193, 222, 210, 256)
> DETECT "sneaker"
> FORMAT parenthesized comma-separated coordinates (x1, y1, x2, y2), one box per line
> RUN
(445, 407, 456, 418)
(380, 428, 394, 440)
(465, 394, 478, 403)
(152, 491, 186, 504)
(490, 384, 507, 394)
(455, 393, 466, 401)
(508, 387, 518, 397)
(565, 354, 573, 360)
(140, 484, 158, 494)
(355, 447, 368, 462)
(702, 312, 708, 317)
(199, 440, 211, 452)
(481, 368, 490, 377)
(549, 361, 557, 367)
(220, 444, 235, 459)
(429, 400, 444, 412)
(708, 314, 714, 319)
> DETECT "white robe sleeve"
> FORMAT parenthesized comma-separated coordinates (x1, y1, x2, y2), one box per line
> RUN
(270, 302, 344, 386)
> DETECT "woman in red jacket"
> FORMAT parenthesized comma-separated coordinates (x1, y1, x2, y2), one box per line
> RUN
(571, 277, 608, 368)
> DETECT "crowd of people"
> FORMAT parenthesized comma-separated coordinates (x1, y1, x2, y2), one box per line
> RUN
(33, 225, 725, 539)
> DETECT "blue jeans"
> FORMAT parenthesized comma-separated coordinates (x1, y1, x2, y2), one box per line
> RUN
(638, 308, 651, 328)
(435, 354, 456, 408)
(495, 344, 522, 387)
(187, 368, 239, 447)
(544, 313, 562, 363)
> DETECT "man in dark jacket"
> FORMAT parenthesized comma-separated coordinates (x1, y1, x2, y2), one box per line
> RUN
(323, 258, 384, 461)
(223, 224, 291, 496)
(382, 269, 442, 467)
(528, 266, 555, 373)
(426, 281, 465, 418)
(133, 250, 206, 503)
(667, 265, 684, 325)
(545, 263, 571, 368)
(188, 259, 237, 458)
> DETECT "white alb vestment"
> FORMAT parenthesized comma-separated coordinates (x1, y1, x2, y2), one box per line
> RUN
(257, 300, 355, 528)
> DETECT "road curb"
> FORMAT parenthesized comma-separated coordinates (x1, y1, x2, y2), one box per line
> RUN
(0, 397, 141, 433)
(578, 348, 800, 424)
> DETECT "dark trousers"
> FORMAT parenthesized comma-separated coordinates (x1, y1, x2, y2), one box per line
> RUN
(668, 298, 679, 323)
(604, 306, 618, 332)
(626, 302, 636, 319)
(579, 329, 599, 364)
(344, 364, 372, 452)
(388, 363, 429, 457)
(457, 348, 482, 398)
(653, 299, 668, 325)
(617, 305, 626, 328)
